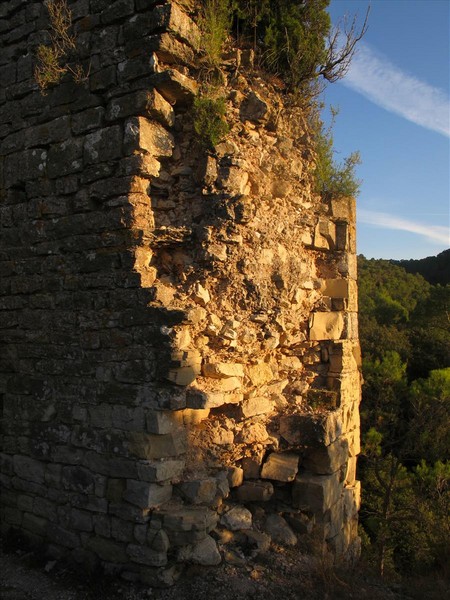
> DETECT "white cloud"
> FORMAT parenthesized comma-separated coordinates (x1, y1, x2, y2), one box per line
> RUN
(359, 209, 450, 245)
(343, 43, 450, 137)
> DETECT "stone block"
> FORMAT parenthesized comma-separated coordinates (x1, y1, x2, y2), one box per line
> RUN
(111, 517, 133, 542)
(180, 535, 221, 566)
(128, 33, 195, 66)
(247, 362, 273, 386)
(303, 438, 349, 475)
(150, 69, 198, 105)
(26, 116, 71, 148)
(46, 523, 81, 548)
(186, 389, 243, 410)
(72, 107, 105, 135)
(320, 279, 349, 299)
(345, 427, 361, 458)
(264, 514, 297, 546)
(182, 408, 210, 426)
(88, 404, 112, 429)
(202, 362, 244, 379)
(314, 219, 336, 250)
(235, 480, 273, 502)
(201, 376, 242, 393)
(166, 366, 199, 386)
(84, 126, 122, 164)
(71, 508, 93, 532)
(292, 471, 342, 514)
(238, 396, 275, 419)
(62, 466, 96, 494)
(331, 197, 356, 221)
(22, 513, 48, 537)
(157, 2, 200, 48)
(237, 422, 269, 444)
(346, 312, 359, 341)
(162, 506, 218, 533)
(178, 478, 217, 505)
(86, 536, 127, 563)
(261, 452, 299, 482)
(100, 0, 134, 24)
(33, 497, 57, 521)
(147, 528, 170, 552)
(47, 138, 83, 178)
(125, 3, 199, 48)
(127, 543, 167, 567)
(343, 482, 361, 521)
(106, 89, 175, 127)
(335, 221, 349, 251)
(279, 411, 342, 447)
(220, 506, 252, 531)
(13, 455, 45, 484)
(241, 451, 264, 479)
(5, 149, 47, 187)
(94, 514, 111, 538)
(284, 512, 314, 535)
(124, 117, 174, 157)
(227, 467, 244, 488)
(146, 410, 184, 435)
(112, 405, 145, 431)
(123, 480, 172, 509)
(345, 456, 358, 485)
(309, 312, 344, 341)
(129, 432, 187, 460)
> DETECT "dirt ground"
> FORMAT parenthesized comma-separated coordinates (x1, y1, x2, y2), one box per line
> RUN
(1, 536, 416, 600)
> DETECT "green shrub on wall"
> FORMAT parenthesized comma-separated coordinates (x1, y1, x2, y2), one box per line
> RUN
(199, 0, 233, 67)
(34, 0, 87, 93)
(313, 107, 362, 199)
(193, 95, 230, 149)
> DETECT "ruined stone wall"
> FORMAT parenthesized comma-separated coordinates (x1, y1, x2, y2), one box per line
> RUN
(0, 0, 361, 584)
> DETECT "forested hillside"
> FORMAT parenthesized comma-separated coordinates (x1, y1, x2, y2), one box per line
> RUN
(357, 255, 450, 582)
(393, 248, 450, 286)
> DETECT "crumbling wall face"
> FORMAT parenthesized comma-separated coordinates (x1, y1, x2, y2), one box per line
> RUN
(0, 0, 361, 583)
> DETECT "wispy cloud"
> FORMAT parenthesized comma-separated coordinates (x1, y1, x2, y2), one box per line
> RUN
(343, 43, 450, 137)
(359, 209, 450, 245)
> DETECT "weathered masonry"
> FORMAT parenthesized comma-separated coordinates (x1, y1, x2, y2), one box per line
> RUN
(0, 0, 361, 585)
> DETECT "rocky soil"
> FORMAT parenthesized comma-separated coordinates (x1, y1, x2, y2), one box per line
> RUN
(1, 536, 420, 600)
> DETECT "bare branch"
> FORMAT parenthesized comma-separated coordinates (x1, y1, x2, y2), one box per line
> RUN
(317, 6, 370, 83)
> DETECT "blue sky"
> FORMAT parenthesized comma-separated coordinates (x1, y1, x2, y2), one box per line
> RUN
(324, 0, 450, 260)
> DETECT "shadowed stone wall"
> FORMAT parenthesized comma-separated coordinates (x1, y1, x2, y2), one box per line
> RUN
(0, 0, 361, 585)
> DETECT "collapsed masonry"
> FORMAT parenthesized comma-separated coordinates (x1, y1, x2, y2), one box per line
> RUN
(0, 0, 361, 585)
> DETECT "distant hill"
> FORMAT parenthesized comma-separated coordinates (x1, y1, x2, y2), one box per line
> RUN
(392, 249, 450, 285)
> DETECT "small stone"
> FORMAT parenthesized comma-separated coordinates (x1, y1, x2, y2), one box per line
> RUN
(237, 422, 268, 444)
(220, 506, 252, 531)
(264, 514, 297, 546)
(190, 535, 221, 565)
(191, 283, 210, 306)
(244, 530, 271, 553)
(240, 91, 268, 123)
(247, 362, 273, 386)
